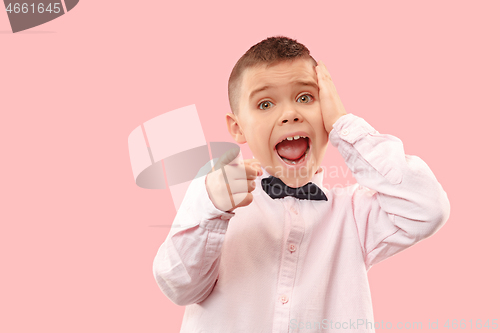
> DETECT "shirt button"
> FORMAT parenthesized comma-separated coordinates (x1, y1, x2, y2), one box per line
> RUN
(290, 206, 298, 215)
(289, 244, 297, 252)
(280, 294, 288, 304)
(341, 129, 350, 136)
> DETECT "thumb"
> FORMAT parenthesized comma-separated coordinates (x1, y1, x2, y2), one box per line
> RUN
(213, 147, 242, 171)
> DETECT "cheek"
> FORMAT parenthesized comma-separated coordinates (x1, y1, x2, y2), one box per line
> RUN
(306, 111, 323, 129)
(310, 115, 329, 142)
(249, 123, 272, 150)
(314, 110, 327, 128)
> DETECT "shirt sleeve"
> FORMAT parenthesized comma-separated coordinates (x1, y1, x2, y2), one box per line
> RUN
(152, 168, 235, 306)
(329, 113, 451, 270)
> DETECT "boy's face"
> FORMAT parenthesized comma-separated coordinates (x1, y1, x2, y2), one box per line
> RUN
(226, 58, 329, 188)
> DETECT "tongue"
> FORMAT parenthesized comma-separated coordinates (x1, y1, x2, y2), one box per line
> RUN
(276, 137, 308, 160)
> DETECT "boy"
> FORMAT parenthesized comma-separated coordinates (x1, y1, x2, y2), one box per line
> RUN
(153, 36, 450, 333)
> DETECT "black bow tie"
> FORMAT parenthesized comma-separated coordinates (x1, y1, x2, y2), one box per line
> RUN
(261, 176, 328, 201)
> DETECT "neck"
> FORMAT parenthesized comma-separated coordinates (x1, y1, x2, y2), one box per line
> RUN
(261, 166, 323, 188)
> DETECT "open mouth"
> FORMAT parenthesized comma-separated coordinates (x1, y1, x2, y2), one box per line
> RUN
(274, 135, 311, 166)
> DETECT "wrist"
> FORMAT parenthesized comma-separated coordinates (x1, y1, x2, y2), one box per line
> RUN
(324, 113, 347, 133)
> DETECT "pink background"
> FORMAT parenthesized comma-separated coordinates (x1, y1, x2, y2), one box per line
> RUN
(1, 1, 499, 332)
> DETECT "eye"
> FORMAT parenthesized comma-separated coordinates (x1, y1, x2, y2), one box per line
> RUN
(258, 100, 274, 110)
(297, 94, 314, 103)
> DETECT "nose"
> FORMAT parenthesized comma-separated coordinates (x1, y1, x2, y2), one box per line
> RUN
(278, 107, 303, 125)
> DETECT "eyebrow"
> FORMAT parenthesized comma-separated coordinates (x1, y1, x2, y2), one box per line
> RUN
(248, 80, 319, 101)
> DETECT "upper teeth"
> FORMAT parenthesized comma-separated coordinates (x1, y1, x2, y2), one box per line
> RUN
(285, 135, 307, 141)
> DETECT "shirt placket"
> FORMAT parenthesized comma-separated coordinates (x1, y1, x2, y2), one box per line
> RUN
(272, 197, 305, 333)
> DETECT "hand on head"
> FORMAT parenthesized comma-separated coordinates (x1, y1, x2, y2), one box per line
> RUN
(315, 60, 348, 133)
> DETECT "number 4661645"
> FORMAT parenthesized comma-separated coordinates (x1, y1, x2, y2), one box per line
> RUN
(444, 319, 498, 330)
(6, 3, 61, 14)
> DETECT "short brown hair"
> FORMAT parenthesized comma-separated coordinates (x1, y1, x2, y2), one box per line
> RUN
(228, 36, 317, 114)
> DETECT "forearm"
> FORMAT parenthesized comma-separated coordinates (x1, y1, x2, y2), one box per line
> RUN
(153, 220, 228, 306)
(152, 174, 234, 306)
(329, 114, 450, 238)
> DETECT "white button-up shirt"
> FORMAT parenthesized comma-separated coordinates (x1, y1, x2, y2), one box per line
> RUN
(153, 114, 450, 332)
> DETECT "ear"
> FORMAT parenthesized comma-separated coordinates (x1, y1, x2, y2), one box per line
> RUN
(226, 113, 247, 144)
